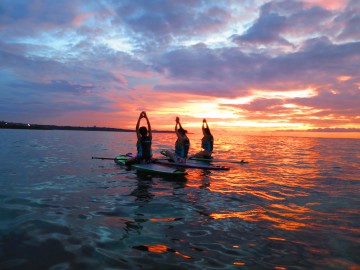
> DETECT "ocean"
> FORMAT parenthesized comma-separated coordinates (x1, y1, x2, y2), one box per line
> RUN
(0, 129, 359, 269)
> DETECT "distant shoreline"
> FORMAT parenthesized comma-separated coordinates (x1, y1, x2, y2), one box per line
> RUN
(0, 121, 173, 133)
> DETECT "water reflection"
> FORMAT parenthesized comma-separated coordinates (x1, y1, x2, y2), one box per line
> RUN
(134, 244, 192, 259)
(129, 177, 154, 203)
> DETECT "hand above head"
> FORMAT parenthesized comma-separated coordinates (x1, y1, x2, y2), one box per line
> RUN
(176, 117, 180, 123)
(203, 119, 206, 123)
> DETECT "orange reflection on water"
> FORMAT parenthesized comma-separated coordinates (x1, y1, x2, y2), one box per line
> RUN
(273, 220, 308, 231)
(210, 209, 264, 222)
(264, 218, 307, 231)
(175, 251, 192, 259)
(306, 247, 330, 255)
(267, 236, 286, 241)
(249, 191, 286, 201)
(210, 203, 312, 232)
(264, 203, 314, 231)
(233, 261, 245, 266)
(268, 204, 312, 221)
(149, 217, 178, 222)
(146, 244, 167, 253)
(144, 244, 192, 259)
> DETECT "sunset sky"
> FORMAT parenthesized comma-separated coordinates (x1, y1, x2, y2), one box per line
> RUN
(1, 0, 359, 133)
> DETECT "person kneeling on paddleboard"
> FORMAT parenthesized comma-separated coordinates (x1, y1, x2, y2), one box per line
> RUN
(126, 111, 152, 165)
(166, 117, 190, 163)
(193, 119, 213, 158)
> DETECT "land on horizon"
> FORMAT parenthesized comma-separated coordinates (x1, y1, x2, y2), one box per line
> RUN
(0, 121, 172, 133)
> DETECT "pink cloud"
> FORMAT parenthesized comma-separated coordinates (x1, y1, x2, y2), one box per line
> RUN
(72, 13, 93, 26)
(303, 0, 348, 11)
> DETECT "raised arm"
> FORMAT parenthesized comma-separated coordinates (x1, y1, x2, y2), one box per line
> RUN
(175, 117, 179, 132)
(202, 119, 209, 135)
(203, 119, 212, 137)
(136, 112, 144, 139)
(175, 117, 182, 138)
(143, 112, 152, 140)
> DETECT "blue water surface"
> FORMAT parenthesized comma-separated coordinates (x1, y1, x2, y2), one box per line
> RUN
(0, 129, 359, 269)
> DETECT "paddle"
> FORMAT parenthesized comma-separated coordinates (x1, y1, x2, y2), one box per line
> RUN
(92, 153, 134, 160)
(92, 157, 116, 160)
(92, 156, 166, 162)
(189, 157, 248, 164)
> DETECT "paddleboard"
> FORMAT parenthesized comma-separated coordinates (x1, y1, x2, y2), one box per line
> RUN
(157, 151, 230, 170)
(115, 155, 187, 176)
(160, 150, 247, 164)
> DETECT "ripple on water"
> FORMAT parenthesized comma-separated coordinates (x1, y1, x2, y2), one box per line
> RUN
(1, 130, 359, 269)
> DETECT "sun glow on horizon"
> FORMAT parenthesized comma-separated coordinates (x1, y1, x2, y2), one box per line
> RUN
(152, 99, 240, 120)
(136, 88, 324, 132)
(252, 88, 317, 99)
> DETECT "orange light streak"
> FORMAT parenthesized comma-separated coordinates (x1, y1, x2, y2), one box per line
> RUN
(267, 237, 286, 241)
(146, 244, 167, 253)
(175, 251, 192, 259)
(233, 261, 246, 266)
(143, 244, 192, 259)
(149, 217, 178, 222)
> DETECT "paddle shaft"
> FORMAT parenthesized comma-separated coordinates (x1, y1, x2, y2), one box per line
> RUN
(191, 159, 248, 164)
(92, 157, 116, 160)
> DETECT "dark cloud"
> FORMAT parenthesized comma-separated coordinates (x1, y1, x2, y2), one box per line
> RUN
(0, 0, 76, 23)
(232, 0, 333, 46)
(153, 39, 360, 96)
(232, 12, 290, 45)
(335, 0, 360, 40)
(10, 80, 95, 95)
(0, 77, 117, 123)
(0, 0, 82, 39)
(0, 40, 151, 89)
(293, 91, 360, 116)
(112, 0, 231, 49)
(254, 39, 360, 91)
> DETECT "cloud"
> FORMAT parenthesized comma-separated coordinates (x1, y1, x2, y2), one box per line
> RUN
(231, 0, 335, 48)
(232, 12, 290, 46)
(293, 91, 360, 116)
(238, 98, 284, 112)
(0, 1, 82, 39)
(112, 1, 232, 49)
(10, 80, 95, 95)
(0, 39, 153, 90)
(0, 0, 359, 130)
(335, 0, 360, 41)
(152, 38, 360, 97)
(154, 81, 236, 97)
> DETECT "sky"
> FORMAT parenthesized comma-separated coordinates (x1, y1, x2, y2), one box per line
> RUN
(1, 0, 360, 133)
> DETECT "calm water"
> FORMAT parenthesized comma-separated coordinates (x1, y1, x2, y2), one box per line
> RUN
(0, 129, 359, 270)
